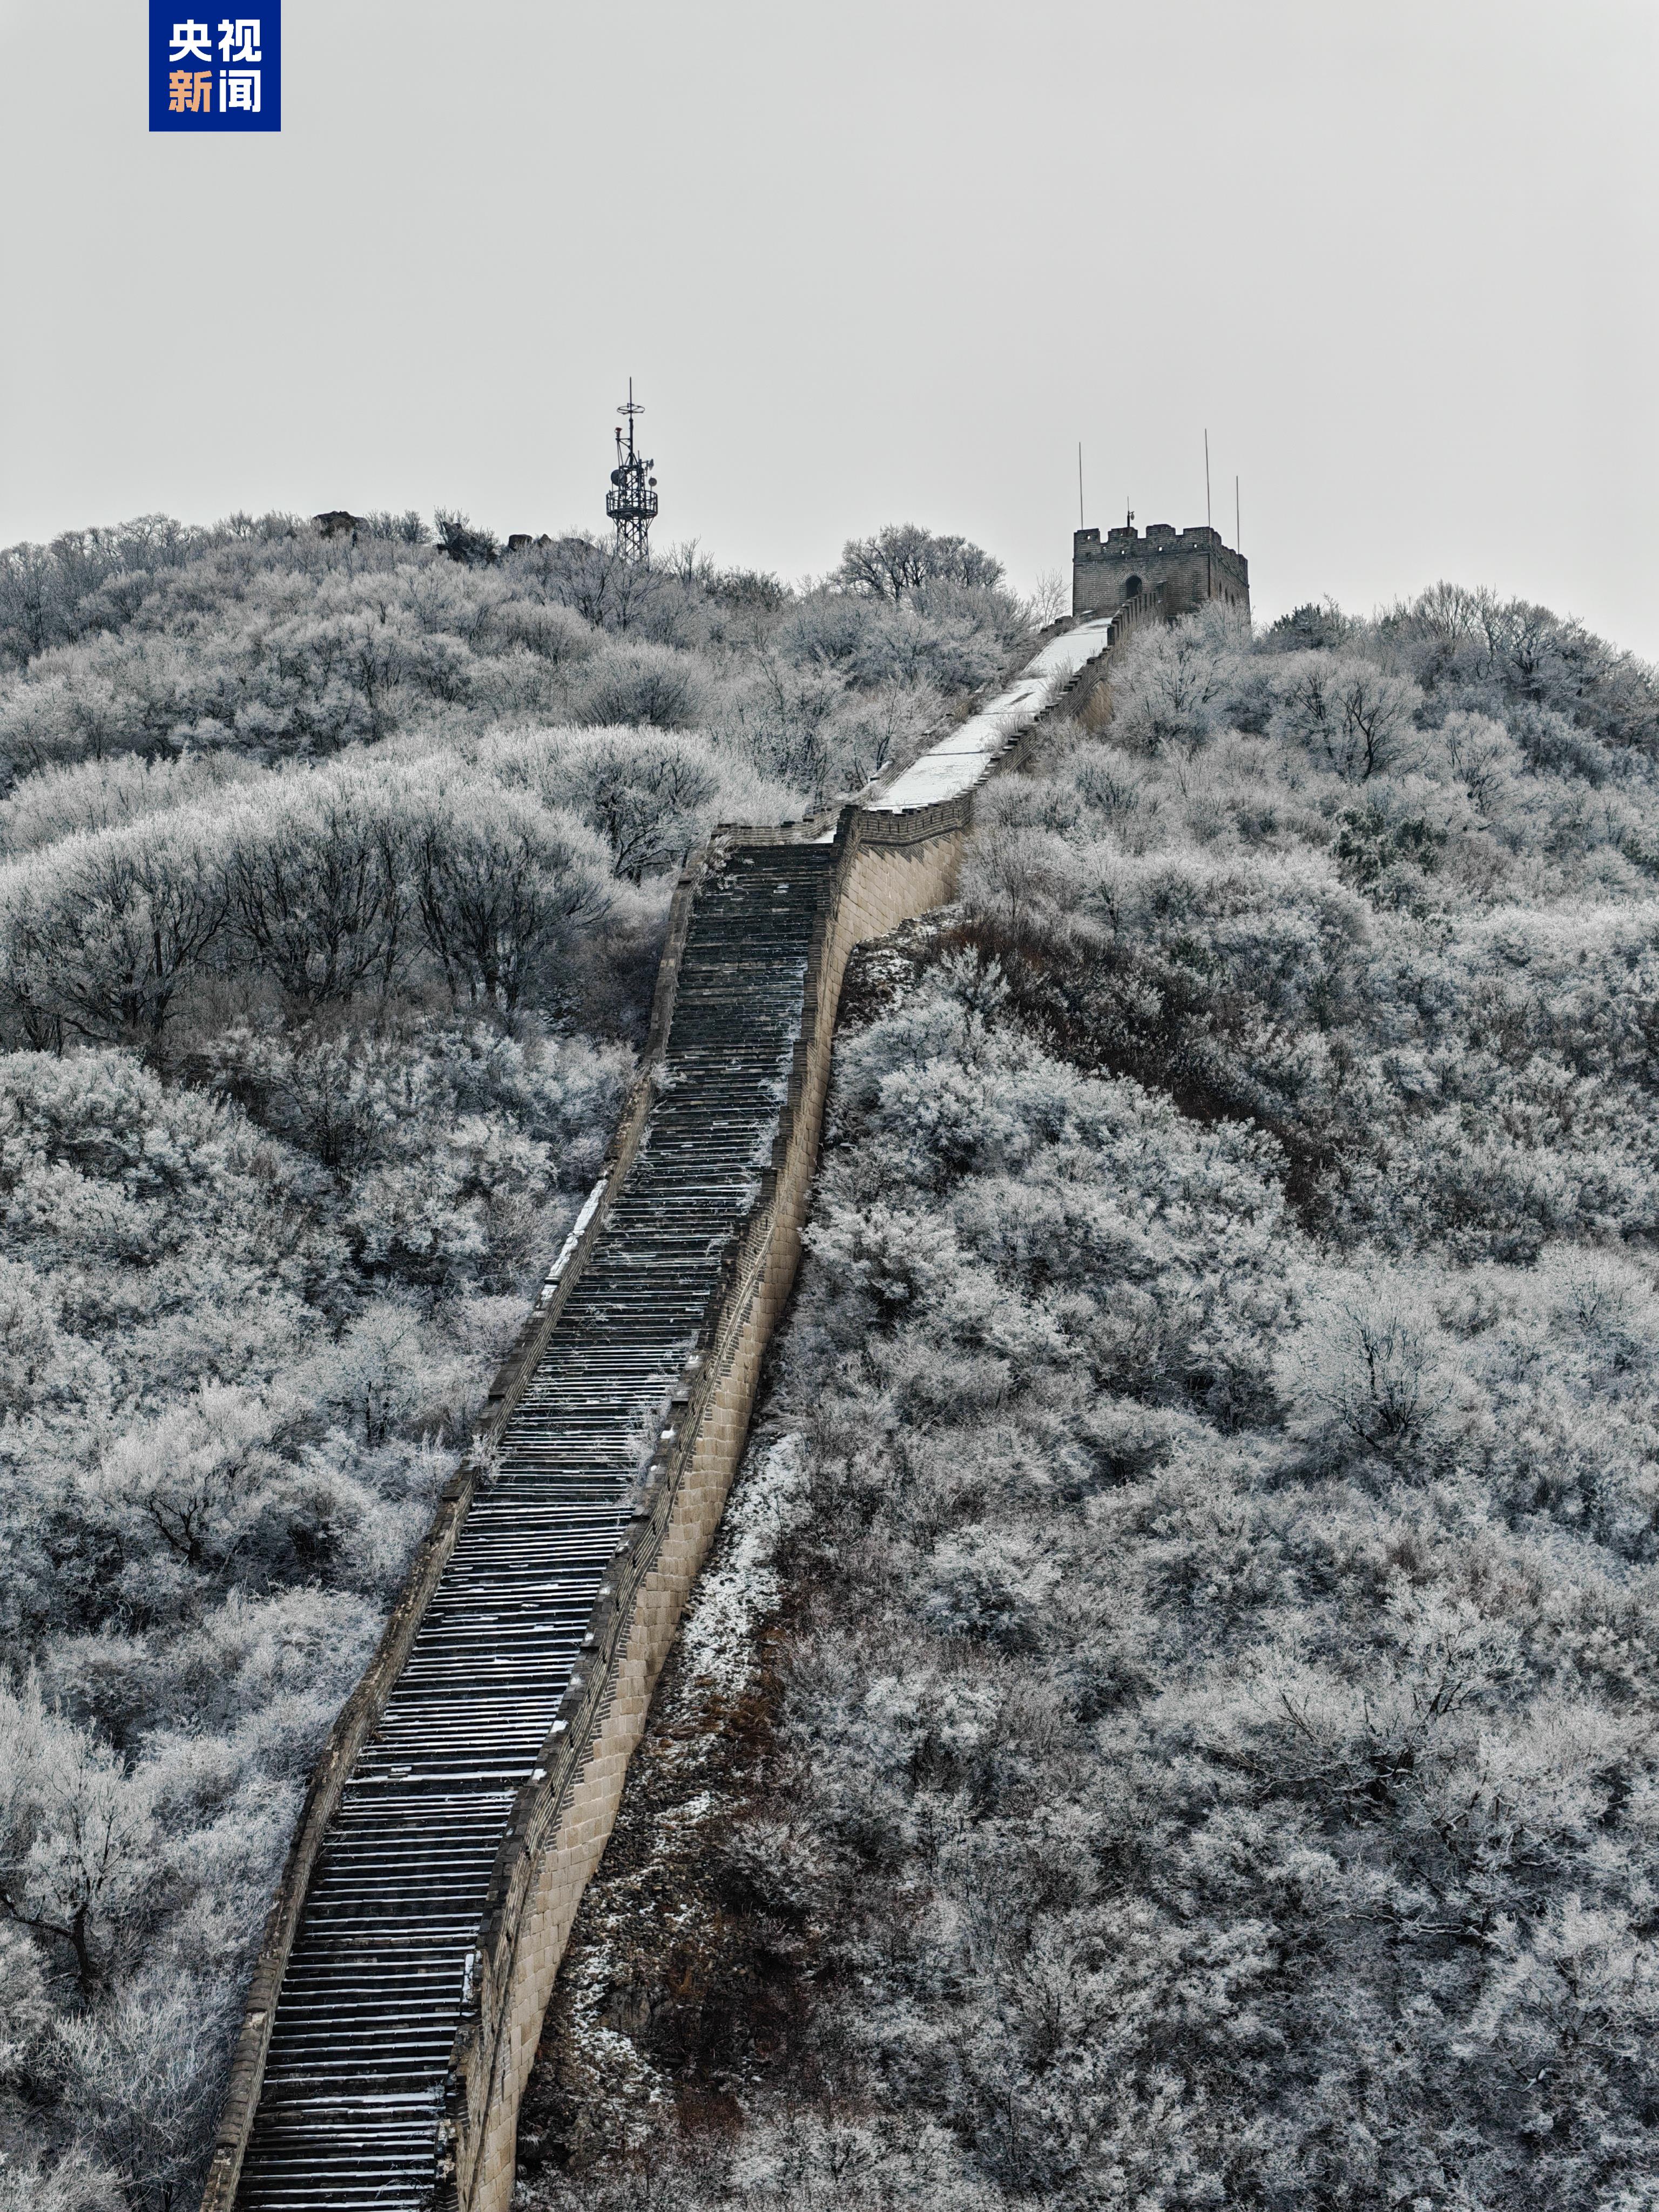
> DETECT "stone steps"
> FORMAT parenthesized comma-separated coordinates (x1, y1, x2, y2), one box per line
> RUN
(231, 845, 837, 2211)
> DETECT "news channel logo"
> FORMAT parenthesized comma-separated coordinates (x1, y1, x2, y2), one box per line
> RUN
(149, 8, 281, 132)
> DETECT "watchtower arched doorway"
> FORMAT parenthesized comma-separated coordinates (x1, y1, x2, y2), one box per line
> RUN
(1122, 575, 1144, 602)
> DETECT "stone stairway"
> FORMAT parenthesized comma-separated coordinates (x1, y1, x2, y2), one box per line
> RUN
(210, 618, 1124, 2212)
(231, 841, 838, 2210)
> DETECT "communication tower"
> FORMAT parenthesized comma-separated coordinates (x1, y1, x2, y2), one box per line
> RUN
(605, 379, 658, 562)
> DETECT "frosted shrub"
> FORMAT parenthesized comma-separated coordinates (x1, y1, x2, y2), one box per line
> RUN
(57, 1978, 225, 2207)
(1540, 1245, 1659, 1366)
(921, 1522, 1059, 1650)
(1110, 601, 1245, 754)
(0, 1680, 159, 1998)
(0, 2149, 121, 2212)
(485, 597, 597, 667)
(818, 677, 942, 793)
(498, 726, 721, 880)
(0, 642, 198, 775)
(1269, 650, 1424, 781)
(406, 781, 610, 1014)
(775, 588, 872, 670)
(0, 1924, 51, 2084)
(1277, 1272, 1464, 1469)
(0, 751, 259, 854)
(2, 812, 226, 1046)
(575, 640, 711, 730)
(89, 1384, 306, 1580)
(240, 606, 415, 746)
(756, 575, 1017, 798)
(1508, 697, 1614, 781)
(847, 599, 1009, 694)
(302, 1302, 469, 1447)
(207, 1021, 415, 1169)
(224, 770, 405, 1006)
(1429, 705, 1525, 815)
(715, 656, 847, 801)
(0, 1254, 65, 1410)
(959, 819, 1087, 938)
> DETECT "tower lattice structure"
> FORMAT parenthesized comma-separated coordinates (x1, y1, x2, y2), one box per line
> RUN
(605, 379, 658, 562)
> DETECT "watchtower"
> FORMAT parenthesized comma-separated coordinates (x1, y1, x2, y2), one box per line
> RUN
(605, 378, 658, 562)
(1073, 519, 1248, 621)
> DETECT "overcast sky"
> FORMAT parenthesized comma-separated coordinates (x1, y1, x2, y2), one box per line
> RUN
(1, 0, 1654, 651)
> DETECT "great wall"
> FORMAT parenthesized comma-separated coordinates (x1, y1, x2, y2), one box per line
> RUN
(201, 532, 1246, 2212)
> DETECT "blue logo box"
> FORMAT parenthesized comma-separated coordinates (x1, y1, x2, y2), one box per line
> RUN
(149, 5, 281, 132)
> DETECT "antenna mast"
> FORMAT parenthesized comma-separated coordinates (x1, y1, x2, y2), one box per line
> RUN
(606, 377, 659, 562)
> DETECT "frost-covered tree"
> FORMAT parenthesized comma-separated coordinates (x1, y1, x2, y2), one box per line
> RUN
(2, 814, 227, 1047)
(505, 728, 720, 880)
(225, 771, 406, 1006)
(575, 641, 710, 730)
(407, 782, 610, 1014)
(835, 522, 1005, 602)
(0, 1683, 157, 1998)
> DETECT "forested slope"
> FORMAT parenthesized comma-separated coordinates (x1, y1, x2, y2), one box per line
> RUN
(517, 589, 1659, 2212)
(0, 511, 1032, 2211)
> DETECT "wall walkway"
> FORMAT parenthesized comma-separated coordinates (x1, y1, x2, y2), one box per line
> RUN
(201, 610, 1128, 2212)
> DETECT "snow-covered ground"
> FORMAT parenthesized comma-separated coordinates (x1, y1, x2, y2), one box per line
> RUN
(866, 615, 1116, 810)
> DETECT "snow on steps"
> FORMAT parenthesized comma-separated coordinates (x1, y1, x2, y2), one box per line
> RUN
(866, 610, 1122, 810)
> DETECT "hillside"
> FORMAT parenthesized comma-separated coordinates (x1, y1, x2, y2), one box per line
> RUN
(0, 511, 1033, 2212)
(514, 590, 1659, 2211)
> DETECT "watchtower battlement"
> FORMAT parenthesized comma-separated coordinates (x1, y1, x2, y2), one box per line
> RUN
(1073, 521, 1249, 622)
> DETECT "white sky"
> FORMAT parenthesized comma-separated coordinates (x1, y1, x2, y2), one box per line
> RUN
(1, 0, 1655, 652)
